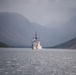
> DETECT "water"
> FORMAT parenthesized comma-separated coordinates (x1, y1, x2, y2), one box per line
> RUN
(0, 48, 76, 75)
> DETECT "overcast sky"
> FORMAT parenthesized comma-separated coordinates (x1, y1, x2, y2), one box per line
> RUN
(0, 0, 76, 25)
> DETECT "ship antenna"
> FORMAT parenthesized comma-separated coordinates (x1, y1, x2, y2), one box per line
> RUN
(35, 32, 37, 40)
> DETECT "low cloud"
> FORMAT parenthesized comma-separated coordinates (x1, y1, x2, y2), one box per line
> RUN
(0, 0, 76, 25)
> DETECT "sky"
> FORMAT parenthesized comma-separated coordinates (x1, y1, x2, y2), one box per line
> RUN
(0, 0, 76, 25)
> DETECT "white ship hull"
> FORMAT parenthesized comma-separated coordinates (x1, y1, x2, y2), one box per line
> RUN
(32, 41, 42, 49)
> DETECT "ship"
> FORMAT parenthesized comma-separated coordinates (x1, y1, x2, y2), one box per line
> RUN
(32, 33, 42, 49)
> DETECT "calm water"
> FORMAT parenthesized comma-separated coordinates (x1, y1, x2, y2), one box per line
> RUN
(0, 48, 76, 75)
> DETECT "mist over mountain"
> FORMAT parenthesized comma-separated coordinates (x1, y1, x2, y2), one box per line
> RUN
(0, 12, 32, 46)
(0, 12, 76, 47)
(45, 16, 76, 46)
(0, 12, 53, 47)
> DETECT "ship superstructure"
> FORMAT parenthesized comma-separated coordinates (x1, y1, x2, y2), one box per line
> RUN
(32, 33, 42, 49)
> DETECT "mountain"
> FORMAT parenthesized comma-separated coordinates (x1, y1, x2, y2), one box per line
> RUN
(0, 12, 76, 48)
(0, 12, 32, 47)
(0, 42, 10, 47)
(45, 16, 76, 47)
(0, 12, 52, 47)
(51, 38, 76, 49)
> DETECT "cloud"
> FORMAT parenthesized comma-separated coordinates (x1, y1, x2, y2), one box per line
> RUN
(0, 0, 76, 25)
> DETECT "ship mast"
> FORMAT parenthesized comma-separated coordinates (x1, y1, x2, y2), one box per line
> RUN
(35, 32, 38, 40)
